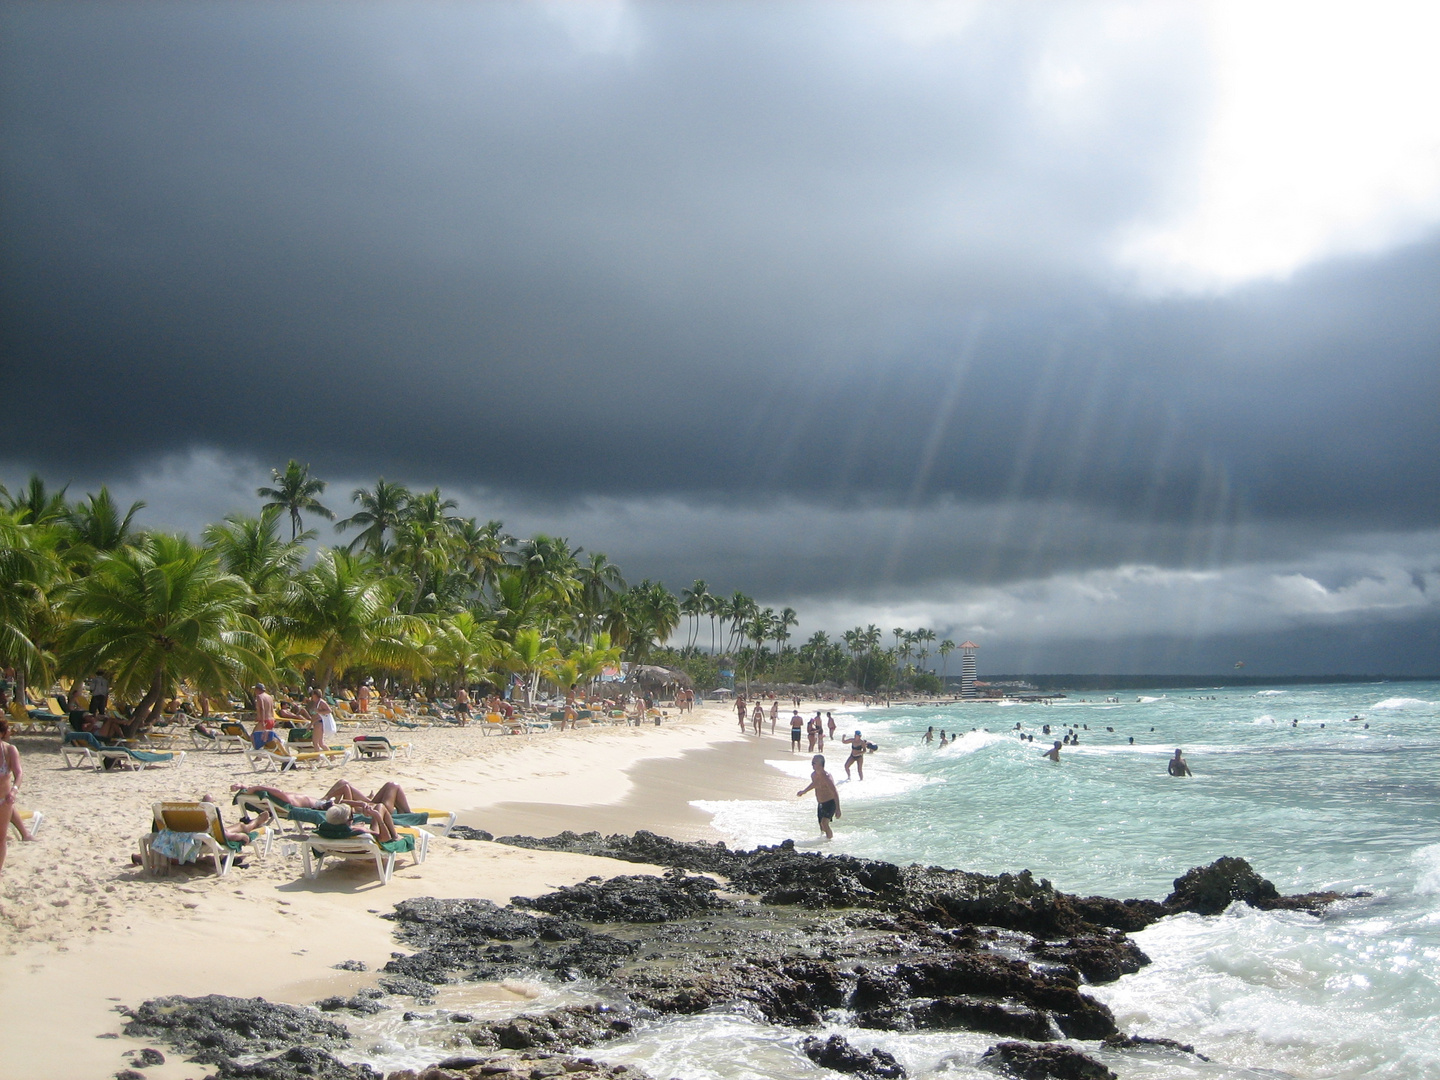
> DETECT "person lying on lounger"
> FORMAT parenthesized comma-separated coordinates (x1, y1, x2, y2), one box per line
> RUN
(322, 801, 397, 843)
(323, 779, 412, 814)
(230, 779, 413, 817)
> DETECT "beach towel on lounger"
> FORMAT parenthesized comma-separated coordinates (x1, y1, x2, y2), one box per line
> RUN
(149, 828, 205, 864)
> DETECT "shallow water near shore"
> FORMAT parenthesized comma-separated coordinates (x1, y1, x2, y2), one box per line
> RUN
(684, 682, 1440, 1079)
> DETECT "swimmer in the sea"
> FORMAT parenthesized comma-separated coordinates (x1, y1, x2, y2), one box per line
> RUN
(1167, 749, 1192, 777)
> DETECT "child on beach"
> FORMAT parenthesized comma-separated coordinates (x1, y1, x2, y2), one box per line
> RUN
(797, 754, 841, 840)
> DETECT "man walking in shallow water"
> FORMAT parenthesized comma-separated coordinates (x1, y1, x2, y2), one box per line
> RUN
(797, 754, 840, 840)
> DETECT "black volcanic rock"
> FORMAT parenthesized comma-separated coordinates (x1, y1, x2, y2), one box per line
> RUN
(121, 995, 351, 1065)
(204, 1046, 379, 1080)
(513, 869, 727, 923)
(981, 1041, 1116, 1080)
(802, 1034, 906, 1079)
(1164, 857, 1280, 915)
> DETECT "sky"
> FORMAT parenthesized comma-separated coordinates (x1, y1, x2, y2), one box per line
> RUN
(2, 1, 1438, 674)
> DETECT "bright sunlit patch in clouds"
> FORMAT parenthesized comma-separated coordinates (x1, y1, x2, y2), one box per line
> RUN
(1119, 0, 1440, 292)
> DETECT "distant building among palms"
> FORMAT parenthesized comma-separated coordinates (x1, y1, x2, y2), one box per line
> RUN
(960, 642, 979, 698)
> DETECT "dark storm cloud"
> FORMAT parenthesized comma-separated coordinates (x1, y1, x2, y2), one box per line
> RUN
(2, 3, 1438, 673)
(3, 3, 1435, 531)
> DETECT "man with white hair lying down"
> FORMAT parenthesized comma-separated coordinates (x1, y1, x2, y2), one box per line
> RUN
(321, 801, 397, 842)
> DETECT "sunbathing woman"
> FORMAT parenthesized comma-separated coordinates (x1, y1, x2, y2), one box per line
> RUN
(230, 779, 412, 815)
(323, 779, 412, 814)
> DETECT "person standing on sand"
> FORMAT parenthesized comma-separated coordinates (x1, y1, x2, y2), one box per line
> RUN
(1043, 740, 1062, 762)
(827, 712, 836, 739)
(87, 670, 110, 717)
(454, 687, 472, 726)
(252, 683, 278, 749)
(752, 701, 764, 736)
(308, 689, 336, 751)
(1168, 749, 1193, 776)
(790, 710, 804, 751)
(736, 696, 748, 732)
(797, 754, 841, 840)
(769, 700, 779, 734)
(0, 718, 35, 873)
(357, 679, 372, 714)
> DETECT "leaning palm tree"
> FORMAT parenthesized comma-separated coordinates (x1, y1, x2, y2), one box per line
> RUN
(939, 639, 956, 685)
(336, 479, 411, 555)
(58, 534, 269, 730)
(258, 460, 334, 541)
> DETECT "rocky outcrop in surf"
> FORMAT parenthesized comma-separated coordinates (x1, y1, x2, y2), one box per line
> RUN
(120, 839, 1360, 1080)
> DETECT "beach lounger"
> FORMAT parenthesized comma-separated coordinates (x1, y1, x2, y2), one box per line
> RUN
(140, 801, 272, 877)
(351, 735, 411, 761)
(102, 744, 187, 770)
(218, 721, 251, 753)
(244, 740, 350, 773)
(300, 822, 428, 884)
(9, 808, 42, 839)
(60, 729, 106, 768)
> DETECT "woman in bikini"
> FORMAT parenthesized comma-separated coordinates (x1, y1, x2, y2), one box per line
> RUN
(842, 730, 869, 780)
(0, 717, 34, 875)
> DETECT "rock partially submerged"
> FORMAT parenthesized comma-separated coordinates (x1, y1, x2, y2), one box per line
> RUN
(383, 1052, 651, 1080)
(802, 1033, 906, 1079)
(981, 1041, 1116, 1080)
(1164, 856, 1355, 916)
(495, 831, 1353, 929)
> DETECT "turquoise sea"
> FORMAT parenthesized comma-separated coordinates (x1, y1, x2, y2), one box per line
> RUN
(656, 682, 1440, 1079)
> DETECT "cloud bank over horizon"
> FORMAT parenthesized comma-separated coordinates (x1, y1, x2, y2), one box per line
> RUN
(2, 2, 1437, 673)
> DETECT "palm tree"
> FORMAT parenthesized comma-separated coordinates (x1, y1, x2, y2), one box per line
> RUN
(258, 460, 334, 541)
(774, 606, 799, 666)
(336, 479, 411, 555)
(58, 534, 268, 731)
(504, 626, 560, 707)
(68, 487, 146, 553)
(939, 639, 956, 685)
(680, 579, 710, 652)
(0, 509, 67, 702)
(571, 632, 623, 696)
(203, 506, 310, 614)
(915, 628, 936, 671)
(453, 518, 511, 595)
(280, 549, 428, 688)
(428, 610, 498, 692)
(4, 474, 70, 526)
(576, 553, 626, 634)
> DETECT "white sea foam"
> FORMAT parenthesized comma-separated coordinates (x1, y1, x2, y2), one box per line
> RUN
(1372, 696, 1434, 710)
(1255, 689, 1288, 696)
(1413, 844, 1440, 896)
(1136, 695, 1165, 703)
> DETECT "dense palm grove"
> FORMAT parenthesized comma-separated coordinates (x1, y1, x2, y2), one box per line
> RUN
(0, 461, 956, 715)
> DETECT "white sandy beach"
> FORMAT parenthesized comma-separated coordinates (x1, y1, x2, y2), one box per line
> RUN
(0, 702, 820, 1080)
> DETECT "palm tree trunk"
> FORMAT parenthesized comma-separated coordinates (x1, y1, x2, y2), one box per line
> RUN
(128, 669, 166, 736)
